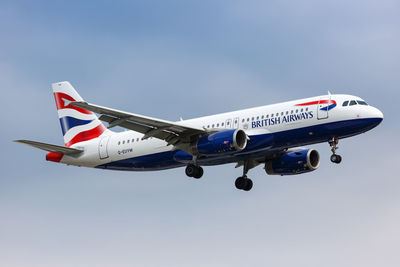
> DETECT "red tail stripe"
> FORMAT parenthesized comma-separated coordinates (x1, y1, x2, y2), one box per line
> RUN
(296, 100, 337, 106)
(65, 124, 107, 147)
(54, 92, 93, 115)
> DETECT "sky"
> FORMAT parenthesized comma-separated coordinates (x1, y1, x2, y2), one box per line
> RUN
(1, 0, 399, 266)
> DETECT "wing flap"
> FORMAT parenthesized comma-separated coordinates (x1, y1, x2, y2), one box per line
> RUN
(14, 140, 83, 155)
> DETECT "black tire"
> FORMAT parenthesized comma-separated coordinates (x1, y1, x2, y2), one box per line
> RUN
(243, 179, 253, 191)
(335, 155, 342, 164)
(193, 166, 204, 179)
(235, 177, 246, 190)
(185, 164, 196, 177)
(330, 154, 338, 163)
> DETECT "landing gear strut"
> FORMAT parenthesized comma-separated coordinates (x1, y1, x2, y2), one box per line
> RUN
(235, 161, 253, 191)
(185, 164, 203, 179)
(329, 137, 342, 164)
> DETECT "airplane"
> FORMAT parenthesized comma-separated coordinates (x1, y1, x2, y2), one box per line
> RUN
(15, 81, 383, 191)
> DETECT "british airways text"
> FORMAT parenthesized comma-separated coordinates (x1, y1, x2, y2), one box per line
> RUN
(252, 111, 314, 128)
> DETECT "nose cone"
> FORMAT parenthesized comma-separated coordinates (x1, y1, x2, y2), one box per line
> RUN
(366, 106, 383, 129)
(374, 107, 384, 120)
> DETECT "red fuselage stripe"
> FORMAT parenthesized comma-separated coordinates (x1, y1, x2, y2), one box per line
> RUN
(295, 100, 337, 106)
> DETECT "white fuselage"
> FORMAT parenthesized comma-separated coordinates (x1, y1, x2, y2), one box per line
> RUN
(60, 94, 383, 170)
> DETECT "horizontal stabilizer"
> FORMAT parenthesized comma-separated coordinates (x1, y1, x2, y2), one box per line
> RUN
(14, 140, 83, 155)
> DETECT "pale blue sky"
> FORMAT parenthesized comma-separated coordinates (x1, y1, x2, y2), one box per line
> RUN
(1, 1, 399, 266)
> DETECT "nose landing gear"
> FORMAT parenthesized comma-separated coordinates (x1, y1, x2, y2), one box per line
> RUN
(329, 137, 342, 164)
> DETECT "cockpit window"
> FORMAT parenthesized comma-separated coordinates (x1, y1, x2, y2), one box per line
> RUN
(357, 100, 368, 105)
(342, 101, 349, 106)
(349, 100, 357, 106)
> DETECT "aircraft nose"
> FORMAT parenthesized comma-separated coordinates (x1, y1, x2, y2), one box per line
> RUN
(369, 106, 384, 120)
(366, 106, 383, 128)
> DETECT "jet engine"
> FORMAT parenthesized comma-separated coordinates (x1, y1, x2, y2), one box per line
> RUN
(193, 129, 248, 155)
(265, 149, 320, 175)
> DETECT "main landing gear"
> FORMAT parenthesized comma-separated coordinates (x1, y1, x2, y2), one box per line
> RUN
(235, 161, 253, 191)
(185, 164, 204, 179)
(329, 137, 342, 164)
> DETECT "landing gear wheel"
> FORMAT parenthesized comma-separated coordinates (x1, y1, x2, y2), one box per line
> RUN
(193, 166, 203, 179)
(185, 164, 203, 178)
(235, 177, 246, 190)
(330, 154, 342, 164)
(243, 179, 253, 191)
(185, 164, 196, 177)
(235, 176, 253, 191)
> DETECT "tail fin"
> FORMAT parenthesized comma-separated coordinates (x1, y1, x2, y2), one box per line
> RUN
(52, 81, 109, 147)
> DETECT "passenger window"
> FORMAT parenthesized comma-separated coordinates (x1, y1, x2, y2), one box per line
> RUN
(300, 108, 303, 112)
(266, 115, 269, 118)
(127, 140, 130, 143)
(252, 117, 254, 121)
(137, 138, 139, 142)
(291, 110, 293, 114)
(306, 108, 308, 111)
(221, 122, 224, 126)
(118, 141, 120, 145)
(276, 113, 279, 117)
(256, 116, 259, 120)
(217, 123, 219, 127)
(212, 124, 215, 128)
(296, 109, 298, 113)
(242, 119, 245, 123)
(122, 140, 125, 144)
(247, 118, 249, 122)
(271, 114, 274, 118)
(207, 125, 210, 128)
(132, 139, 134, 143)
(261, 115, 264, 119)
(342, 101, 349, 106)
(286, 111, 288, 115)
(350, 100, 357, 106)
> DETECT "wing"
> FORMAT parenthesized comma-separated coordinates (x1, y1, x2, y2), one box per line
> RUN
(70, 101, 207, 146)
(14, 140, 83, 155)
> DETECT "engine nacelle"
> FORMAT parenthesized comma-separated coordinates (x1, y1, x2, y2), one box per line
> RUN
(194, 129, 248, 155)
(265, 149, 320, 175)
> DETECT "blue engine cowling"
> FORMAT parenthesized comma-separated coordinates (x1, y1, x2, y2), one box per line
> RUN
(194, 129, 248, 155)
(265, 149, 320, 175)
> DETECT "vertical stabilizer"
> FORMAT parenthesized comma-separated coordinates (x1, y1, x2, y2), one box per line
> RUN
(52, 81, 109, 147)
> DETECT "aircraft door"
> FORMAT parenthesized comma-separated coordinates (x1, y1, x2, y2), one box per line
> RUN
(317, 95, 330, 120)
(98, 136, 110, 159)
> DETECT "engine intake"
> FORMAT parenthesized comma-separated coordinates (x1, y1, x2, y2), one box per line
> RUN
(194, 129, 248, 155)
(265, 149, 320, 175)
